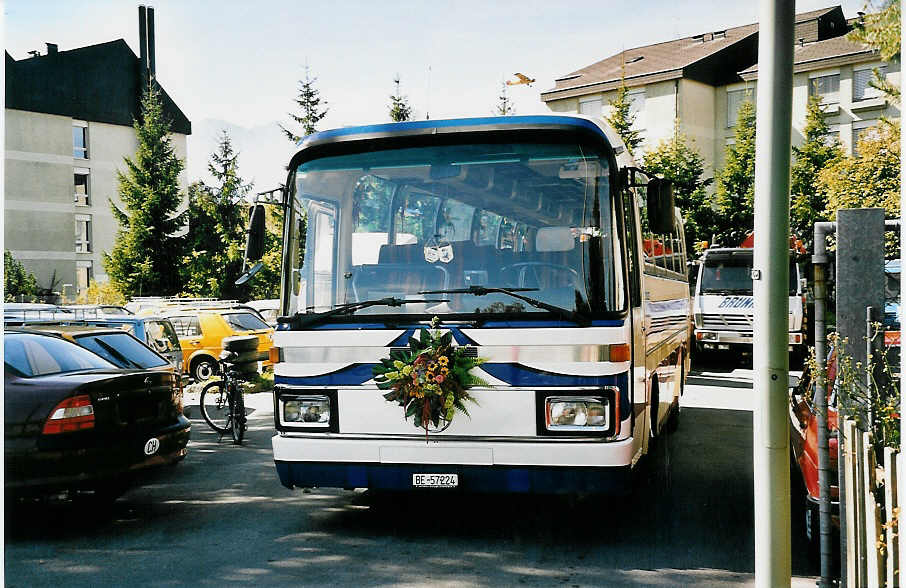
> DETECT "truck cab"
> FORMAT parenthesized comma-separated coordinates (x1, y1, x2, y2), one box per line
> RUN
(693, 247, 806, 356)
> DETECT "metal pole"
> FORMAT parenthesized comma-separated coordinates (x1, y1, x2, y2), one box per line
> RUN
(752, 1, 794, 586)
(900, 4, 906, 580)
(813, 221, 836, 587)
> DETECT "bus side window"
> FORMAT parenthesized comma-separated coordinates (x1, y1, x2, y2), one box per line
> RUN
(621, 188, 641, 307)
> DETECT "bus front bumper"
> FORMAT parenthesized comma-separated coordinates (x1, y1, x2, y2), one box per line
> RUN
(696, 330, 804, 347)
(272, 434, 635, 494)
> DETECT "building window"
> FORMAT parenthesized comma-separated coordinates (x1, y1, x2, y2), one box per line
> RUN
(578, 96, 602, 117)
(76, 262, 92, 294)
(75, 215, 92, 253)
(74, 168, 90, 206)
(809, 74, 840, 105)
(853, 65, 888, 101)
(73, 121, 88, 159)
(727, 88, 755, 127)
(852, 121, 879, 157)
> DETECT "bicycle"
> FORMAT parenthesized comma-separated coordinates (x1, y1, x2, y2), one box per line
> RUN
(198, 337, 261, 444)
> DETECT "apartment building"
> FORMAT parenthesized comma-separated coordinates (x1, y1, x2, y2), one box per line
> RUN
(541, 5, 899, 182)
(4, 7, 190, 297)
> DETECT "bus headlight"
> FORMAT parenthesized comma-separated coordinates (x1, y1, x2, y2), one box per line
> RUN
(281, 395, 330, 428)
(545, 396, 609, 432)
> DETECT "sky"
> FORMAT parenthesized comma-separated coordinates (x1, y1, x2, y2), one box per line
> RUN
(4, 0, 870, 190)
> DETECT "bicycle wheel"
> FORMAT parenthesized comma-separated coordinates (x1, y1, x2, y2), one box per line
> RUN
(200, 380, 231, 433)
(231, 387, 246, 444)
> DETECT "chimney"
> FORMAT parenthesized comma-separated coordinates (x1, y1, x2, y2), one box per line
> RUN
(46, 43, 58, 55)
(147, 6, 156, 82)
(138, 5, 148, 90)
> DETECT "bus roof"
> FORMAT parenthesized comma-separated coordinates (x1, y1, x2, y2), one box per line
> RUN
(289, 115, 629, 171)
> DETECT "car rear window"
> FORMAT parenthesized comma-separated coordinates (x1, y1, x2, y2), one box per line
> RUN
(74, 333, 169, 369)
(223, 312, 270, 332)
(4, 332, 115, 377)
(145, 320, 181, 351)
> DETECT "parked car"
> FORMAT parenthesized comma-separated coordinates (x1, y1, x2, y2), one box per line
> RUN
(789, 361, 840, 554)
(165, 308, 273, 381)
(74, 315, 184, 374)
(4, 330, 190, 501)
(62, 304, 134, 317)
(244, 299, 280, 327)
(24, 324, 174, 372)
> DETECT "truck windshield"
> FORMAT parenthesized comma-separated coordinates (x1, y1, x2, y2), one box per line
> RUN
(700, 257, 799, 296)
(285, 136, 625, 321)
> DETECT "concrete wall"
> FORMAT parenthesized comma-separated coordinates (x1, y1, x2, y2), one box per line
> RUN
(4, 108, 189, 296)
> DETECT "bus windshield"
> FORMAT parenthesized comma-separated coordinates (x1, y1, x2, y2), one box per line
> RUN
(285, 137, 625, 321)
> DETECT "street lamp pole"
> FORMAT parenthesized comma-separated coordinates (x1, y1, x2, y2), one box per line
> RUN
(752, 1, 794, 586)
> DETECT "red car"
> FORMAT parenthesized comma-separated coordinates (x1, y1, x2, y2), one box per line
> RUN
(789, 354, 840, 550)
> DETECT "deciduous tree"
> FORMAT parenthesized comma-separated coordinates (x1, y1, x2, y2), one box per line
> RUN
(642, 125, 714, 257)
(848, 1, 900, 102)
(819, 120, 900, 255)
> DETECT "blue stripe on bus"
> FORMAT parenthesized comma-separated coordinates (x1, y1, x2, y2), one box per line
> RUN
(478, 319, 624, 328)
(481, 365, 629, 410)
(276, 364, 375, 386)
(275, 461, 633, 495)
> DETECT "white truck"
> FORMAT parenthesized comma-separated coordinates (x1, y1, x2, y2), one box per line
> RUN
(693, 247, 806, 356)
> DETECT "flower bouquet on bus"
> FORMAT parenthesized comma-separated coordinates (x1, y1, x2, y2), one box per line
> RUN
(373, 317, 486, 438)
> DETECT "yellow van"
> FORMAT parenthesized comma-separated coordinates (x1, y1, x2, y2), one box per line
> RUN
(166, 309, 273, 381)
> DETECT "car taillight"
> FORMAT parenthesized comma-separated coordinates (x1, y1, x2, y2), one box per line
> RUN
(42, 394, 95, 434)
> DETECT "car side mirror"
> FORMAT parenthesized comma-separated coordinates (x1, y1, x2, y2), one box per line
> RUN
(646, 178, 675, 235)
(245, 205, 267, 262)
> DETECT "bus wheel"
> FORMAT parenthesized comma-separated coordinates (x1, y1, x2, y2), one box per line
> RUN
(649, 382, 660, 442)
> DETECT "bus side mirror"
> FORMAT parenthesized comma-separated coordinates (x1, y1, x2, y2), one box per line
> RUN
(246, 205, 267, 262)
(647, 178, 675, 234)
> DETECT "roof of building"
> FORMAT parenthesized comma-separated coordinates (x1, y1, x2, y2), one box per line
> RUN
(739, 34, 879, 80)
(541, 5, 848, 102)
(5, 40, 191, 135)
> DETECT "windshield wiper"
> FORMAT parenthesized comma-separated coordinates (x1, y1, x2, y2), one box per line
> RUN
(280, 297, 450, 329)
(418, 285, 591, 326)
(92, 337, 144, 369)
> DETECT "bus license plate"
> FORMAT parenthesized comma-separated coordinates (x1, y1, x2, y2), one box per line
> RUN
(412, 474, 458, 488)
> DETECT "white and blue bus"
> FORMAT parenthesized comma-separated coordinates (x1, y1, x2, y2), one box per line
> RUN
(255, 115, 691, 494)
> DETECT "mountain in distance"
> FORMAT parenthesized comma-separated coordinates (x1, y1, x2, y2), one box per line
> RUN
(187, 119, 297, 194)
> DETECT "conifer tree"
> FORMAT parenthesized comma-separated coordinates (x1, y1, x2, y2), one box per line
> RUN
(713, 100, 756, 246)
(642, 124, 714, 256)
(104, 86, 186, 296)
(496, 81, 515, 115)
(4, 251, 38, 302)
(605, 82, 642, 156)
(790, 96, 843, 248)
(281, 67, 329, 142)
(389, 75, 413, 122)
(181, 130, 252, 299)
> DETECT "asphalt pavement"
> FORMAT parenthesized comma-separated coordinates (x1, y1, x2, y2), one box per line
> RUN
(5, 359, 819, 587)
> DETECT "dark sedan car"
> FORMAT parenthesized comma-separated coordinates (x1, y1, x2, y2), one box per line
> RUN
(4, 331, 191, 500)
